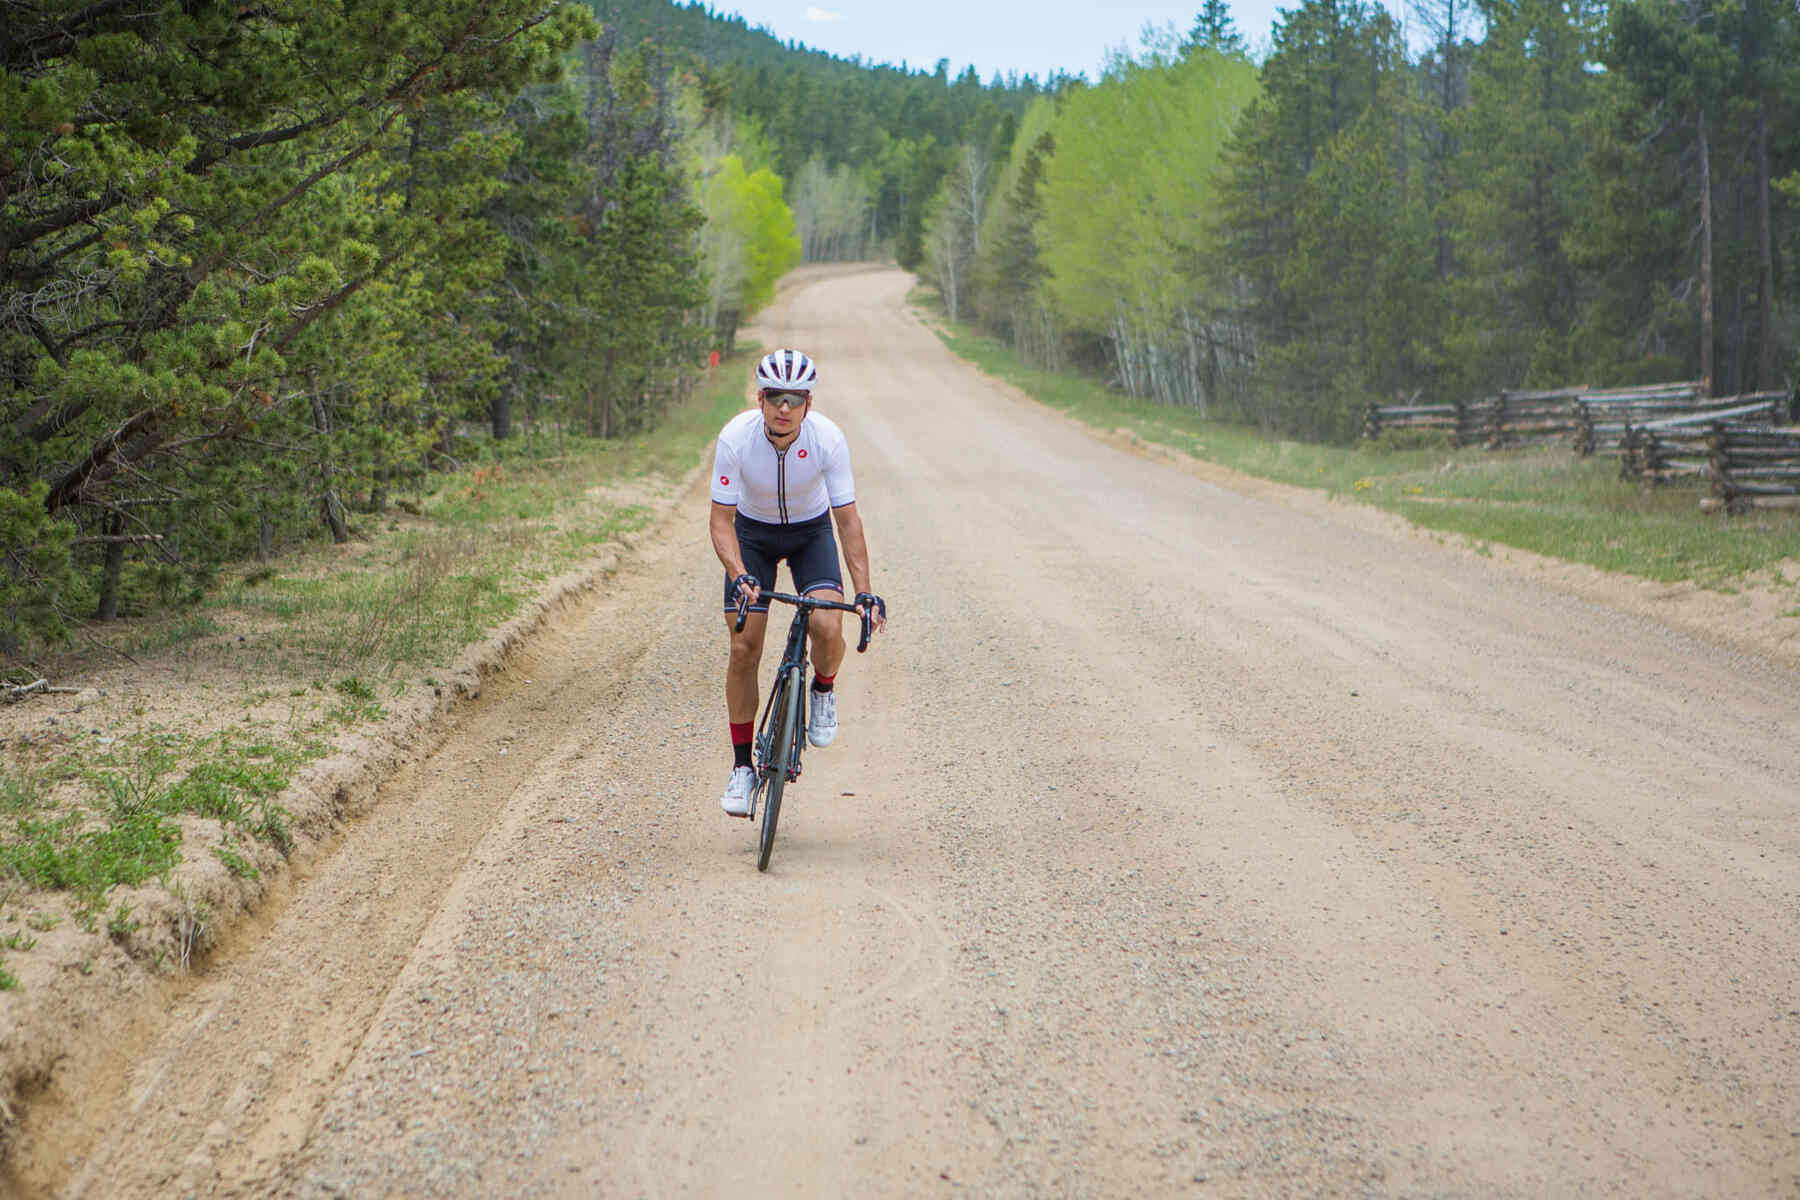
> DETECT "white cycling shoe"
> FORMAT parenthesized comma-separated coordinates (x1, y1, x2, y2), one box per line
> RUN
(807, 687, 837, 748)
(720, 765, 755, 817)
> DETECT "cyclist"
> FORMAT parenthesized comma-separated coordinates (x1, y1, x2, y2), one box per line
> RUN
(710, 349, 886, 817)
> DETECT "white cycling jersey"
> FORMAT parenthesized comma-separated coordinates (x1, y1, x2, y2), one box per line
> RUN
(710, 409, 855, 525)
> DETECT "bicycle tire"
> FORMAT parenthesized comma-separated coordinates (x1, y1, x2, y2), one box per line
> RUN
(757, 665, 803, 872)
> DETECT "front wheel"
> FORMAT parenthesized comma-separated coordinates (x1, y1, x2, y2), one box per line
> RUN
(757, 666, 803, 872)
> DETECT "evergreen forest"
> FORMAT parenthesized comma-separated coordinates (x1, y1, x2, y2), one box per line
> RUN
(943, 0, 1800, 445)
(5, 0, 1799, 651)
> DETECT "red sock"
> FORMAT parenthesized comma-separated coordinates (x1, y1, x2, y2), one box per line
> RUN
(730, 722, 753, 745)
(812, 672, 835, 693)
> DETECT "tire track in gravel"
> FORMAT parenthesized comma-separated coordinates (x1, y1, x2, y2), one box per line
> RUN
(24, 264, 1800, 1198)
(22, 538, 677, 1197)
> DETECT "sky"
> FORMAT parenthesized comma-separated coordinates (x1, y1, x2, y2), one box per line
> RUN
(707, 1, 1298, 82)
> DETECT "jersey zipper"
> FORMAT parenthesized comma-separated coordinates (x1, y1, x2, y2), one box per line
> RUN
(774, 443, 789, 523)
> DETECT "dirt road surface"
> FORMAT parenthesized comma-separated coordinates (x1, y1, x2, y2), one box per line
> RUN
(15, 266, 1800, 1197)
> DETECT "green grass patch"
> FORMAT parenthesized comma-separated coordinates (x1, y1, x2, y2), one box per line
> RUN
(120, 615, 221, 657)
(0, 712, 340, 910)
(0, 694, 375, 915)
(1, 768, 44, 815)
(213, 842, 258, 880)
(0, 807, 180, 900)
(936, 324, 1800, 589)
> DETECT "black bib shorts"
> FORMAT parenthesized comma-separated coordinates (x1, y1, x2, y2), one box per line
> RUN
(723, 511, 844, 613)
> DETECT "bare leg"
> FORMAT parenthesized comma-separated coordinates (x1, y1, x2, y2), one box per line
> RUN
(806, 589, 847, 681)
(726, 612, 768, 723)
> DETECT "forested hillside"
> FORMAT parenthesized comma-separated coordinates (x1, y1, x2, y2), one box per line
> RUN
(0, 1, 1042, 653)
(0, 4, 733, 653)
(954, 0, 1800, 442)
(588, 0, 1040, 267)
(9, 0, 1796, 652)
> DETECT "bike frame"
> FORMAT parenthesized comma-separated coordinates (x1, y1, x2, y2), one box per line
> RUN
(735, 589, 869, 808)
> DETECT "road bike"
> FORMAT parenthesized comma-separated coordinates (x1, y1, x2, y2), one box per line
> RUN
(734, 589, 876, 872)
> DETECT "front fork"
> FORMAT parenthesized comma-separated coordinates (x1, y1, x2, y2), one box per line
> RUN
(754, 671, 807, 786)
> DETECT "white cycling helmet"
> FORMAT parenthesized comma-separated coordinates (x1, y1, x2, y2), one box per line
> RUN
(755, 349, 817, 392)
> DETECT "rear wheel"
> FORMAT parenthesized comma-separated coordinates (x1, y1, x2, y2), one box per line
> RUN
(757, 666, 803, 872)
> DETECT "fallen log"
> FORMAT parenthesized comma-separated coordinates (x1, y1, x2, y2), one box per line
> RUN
(2, 679, 48, 702)
(0, 679, 82, 703)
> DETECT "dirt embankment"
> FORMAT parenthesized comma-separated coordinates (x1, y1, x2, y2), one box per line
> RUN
(0, 478, 694, 1174)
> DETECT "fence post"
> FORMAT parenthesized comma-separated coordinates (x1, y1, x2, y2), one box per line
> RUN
(1706, 422, 1741, 515)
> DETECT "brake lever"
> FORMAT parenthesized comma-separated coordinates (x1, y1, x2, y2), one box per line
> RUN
(732, 574, 756, 633)
(853, 592, 882, 653)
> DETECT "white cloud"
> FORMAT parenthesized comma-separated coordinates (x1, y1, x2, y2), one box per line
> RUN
(805, 6, 847, 21)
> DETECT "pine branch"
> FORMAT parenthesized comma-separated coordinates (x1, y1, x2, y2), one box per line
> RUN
(4, 0, 140, 70)
(70, 533, 164, 545)
(271, 273, 373, 355)
(185, 112, 345, 175)
(45, 407, 158, 513)
(0, 189, 126, 258)
(13, 396, 93, 445)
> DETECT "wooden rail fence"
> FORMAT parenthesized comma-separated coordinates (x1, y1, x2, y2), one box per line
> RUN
(1628, 422, 1800, 511)
(1365, 383, 1797, 454)
(1578, 388, 1788, 455)
(1618, 401, 1788, 477)
(1702, 426, 1800, 512)
(1363, 381, 1800, 515)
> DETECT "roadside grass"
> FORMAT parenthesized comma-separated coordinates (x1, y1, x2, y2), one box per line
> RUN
(934, 322, 1800, 588)
(0, 358, 751, 982)
(215, 390, 737, 677)
(1, 699, 364, 935)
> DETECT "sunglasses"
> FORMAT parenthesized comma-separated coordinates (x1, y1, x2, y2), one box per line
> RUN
(761, 391, 809, 410)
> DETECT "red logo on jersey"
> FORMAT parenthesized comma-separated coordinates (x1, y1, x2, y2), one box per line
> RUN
(719, 475, 730, 486)
(797, 449, 808, 459)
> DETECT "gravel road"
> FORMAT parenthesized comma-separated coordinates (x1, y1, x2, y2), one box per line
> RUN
(20, 266, 1800, 1197)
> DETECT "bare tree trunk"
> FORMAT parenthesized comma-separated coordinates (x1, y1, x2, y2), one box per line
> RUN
(491, 388, 514, 441)
(320, 490, 349, 544)
(1698, 106, 1714, 397)
(597, 351, 616, 438)
(96, 511, 126, 621)
(963, 144, 988, 256)
(1755, 103, 1776, 391)
(309, 374, 350, 544)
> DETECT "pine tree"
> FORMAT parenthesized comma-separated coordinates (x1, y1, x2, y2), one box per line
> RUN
(1441, 0, 1598, 393)
(1186, 1, 1249, 56)
(1, 0, 594, 644)
(1214, 0, 1416, 434)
